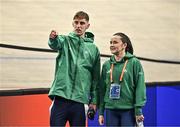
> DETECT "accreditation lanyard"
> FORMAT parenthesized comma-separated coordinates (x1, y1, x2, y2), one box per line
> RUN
(110, 60, 128, 83)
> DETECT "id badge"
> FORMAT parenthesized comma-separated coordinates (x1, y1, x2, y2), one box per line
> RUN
(109, 83, 121, 99)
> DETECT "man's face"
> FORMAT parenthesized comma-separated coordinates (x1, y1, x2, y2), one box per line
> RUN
(72, 18, 90, 37)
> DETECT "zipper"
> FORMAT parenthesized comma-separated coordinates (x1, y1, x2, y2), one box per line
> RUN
(70, 37, 81, 98)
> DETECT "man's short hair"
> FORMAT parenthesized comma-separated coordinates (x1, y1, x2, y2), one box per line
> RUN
(73, 11, 89, 21)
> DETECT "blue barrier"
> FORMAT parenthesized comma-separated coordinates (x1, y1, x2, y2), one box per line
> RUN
(88, 83, 180, 126)
(1, 82, 179, 126)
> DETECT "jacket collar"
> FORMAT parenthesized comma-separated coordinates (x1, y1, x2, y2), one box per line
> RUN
(68, 32, 94, 43)
(110, 52, 134, 64)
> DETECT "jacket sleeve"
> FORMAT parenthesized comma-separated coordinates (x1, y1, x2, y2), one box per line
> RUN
(48, 35, 65, 50)
(98, 64, 107, 116)
(134, 59, 147, 116)
(89, 48, 101, 105)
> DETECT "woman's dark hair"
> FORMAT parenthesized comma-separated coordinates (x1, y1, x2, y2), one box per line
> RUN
(113, 32, 134, 54)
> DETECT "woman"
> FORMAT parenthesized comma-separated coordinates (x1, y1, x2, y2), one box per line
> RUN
(98, 32, 146, 126)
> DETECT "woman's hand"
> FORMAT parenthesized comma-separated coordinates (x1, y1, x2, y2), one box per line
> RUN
(98, 115, 104, 125)
(136, 115, 144, 122)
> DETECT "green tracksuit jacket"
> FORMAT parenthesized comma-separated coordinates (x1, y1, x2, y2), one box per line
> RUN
(99, 52, 146, 116)
(48, 32, 100, 105)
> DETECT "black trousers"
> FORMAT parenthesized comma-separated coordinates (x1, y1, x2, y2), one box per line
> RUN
(50, 96, 86, 127)
(106, 108, 135, 127)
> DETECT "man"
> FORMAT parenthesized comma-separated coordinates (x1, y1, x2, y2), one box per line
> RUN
(48, 11, 100, 126)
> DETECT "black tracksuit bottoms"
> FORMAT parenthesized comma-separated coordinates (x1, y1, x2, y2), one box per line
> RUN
(50, 96, 86, 127)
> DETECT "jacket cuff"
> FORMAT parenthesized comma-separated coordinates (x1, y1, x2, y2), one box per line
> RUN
(98, 109, 104, 116)
(135, 107, 143, 116)
(90, 99, 97, 105)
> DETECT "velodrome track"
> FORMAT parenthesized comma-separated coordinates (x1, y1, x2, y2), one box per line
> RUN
(0, 0, 180, 89)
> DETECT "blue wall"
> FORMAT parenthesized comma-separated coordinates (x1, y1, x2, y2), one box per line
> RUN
(157, 85, 180, 126)
(88, 83, 180, 126)
(143, 86, 157, 126)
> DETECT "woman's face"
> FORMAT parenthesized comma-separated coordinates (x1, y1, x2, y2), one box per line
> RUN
(110, 35, 127, 55)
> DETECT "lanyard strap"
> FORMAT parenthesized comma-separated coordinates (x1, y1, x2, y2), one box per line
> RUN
(110, 60, 128, 83)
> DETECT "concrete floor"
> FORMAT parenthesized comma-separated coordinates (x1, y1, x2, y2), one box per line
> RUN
(0, 0, 180, 89)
